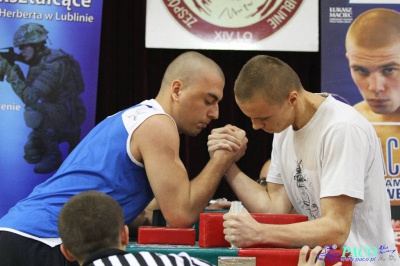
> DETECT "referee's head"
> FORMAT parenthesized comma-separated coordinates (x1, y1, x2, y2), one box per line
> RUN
(58, 191, 128, 264)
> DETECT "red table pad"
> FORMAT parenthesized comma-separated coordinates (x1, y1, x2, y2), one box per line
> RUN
(138, 226, 196, 245)
(393, 224, 400, 253)
(198, 213, 308, 248)
(239, 248, 352, 266)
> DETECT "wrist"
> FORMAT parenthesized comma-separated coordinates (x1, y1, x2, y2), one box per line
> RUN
(211, 149, 234, 166)
(224, 163, 240, 181)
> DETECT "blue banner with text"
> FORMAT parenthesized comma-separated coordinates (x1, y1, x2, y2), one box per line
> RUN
(0, 1, 104, 217)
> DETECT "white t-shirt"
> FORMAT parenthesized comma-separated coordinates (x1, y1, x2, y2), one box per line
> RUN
(267, 95, 398, 265)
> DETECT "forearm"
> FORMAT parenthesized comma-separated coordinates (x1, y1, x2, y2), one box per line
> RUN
(257, 217, 350, 248)
(225, 164, 287, 214)
(186, 151, 235, 219)
(164, 150, 234, 227)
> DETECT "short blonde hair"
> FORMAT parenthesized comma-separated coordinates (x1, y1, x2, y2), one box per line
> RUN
(234, 55, 302, 105)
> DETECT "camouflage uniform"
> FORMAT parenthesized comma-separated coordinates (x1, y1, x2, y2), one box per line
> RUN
(6, 23, 86, 174)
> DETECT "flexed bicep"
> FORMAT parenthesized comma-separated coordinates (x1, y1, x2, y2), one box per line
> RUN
(131, 114, 192, 227)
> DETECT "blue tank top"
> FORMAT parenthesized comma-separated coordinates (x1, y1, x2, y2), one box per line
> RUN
(0, 99, 172, 238)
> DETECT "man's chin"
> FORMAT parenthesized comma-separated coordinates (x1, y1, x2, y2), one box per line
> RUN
(263, 128, 280, 134)
(183, 129, 202, 137)
(370, 107, 393, 115)
(190, 131, 202, 137)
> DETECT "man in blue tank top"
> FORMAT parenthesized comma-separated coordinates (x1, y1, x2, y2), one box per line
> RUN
(0, 51, 248, 266)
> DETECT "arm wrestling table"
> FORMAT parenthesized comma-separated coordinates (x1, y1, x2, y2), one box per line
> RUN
(126, 210, 351, 265)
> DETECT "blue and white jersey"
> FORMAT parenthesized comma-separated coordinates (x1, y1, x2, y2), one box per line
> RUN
(0, 99, 174, 244)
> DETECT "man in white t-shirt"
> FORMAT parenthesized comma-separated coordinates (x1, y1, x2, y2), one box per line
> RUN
(208, 55, 398, 265)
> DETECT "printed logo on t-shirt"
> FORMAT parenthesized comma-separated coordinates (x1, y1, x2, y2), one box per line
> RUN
(292, 159, 320, 219)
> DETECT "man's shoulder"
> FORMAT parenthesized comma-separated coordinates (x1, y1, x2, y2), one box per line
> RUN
(325, 98, 372, 126)
(42, 48, 73, 64)
(122, 101, 175, 131)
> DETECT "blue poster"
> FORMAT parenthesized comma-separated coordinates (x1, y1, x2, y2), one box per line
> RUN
(321, 0, 400, 251)
(0, 2, 103, 217)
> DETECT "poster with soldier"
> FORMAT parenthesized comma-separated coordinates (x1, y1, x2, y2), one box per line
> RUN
(321, 0, 400, 251)
(0, 3, 104, 217)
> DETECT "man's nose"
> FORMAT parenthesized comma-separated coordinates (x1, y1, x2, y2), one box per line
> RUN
(208, 104, 219, 119)
(251, 120, 263, 130)
(368, 73, 385, 94)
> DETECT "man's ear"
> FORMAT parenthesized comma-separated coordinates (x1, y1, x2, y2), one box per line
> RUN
(171, 80, 183, 101)
(121, 225, 129, 246)
(287, 91, 298, 106)
(60, 244, 77, 262)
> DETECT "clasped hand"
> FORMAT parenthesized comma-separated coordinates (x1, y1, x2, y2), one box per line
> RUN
(207, 124, 248, 163)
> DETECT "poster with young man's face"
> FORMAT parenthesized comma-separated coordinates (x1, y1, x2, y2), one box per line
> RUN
(321, 0, 400, 251)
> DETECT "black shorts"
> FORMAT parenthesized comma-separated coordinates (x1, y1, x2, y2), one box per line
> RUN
(0, 231, 79, 266)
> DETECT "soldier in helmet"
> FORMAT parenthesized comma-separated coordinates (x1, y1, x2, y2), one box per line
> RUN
(0, 23, 86, 174)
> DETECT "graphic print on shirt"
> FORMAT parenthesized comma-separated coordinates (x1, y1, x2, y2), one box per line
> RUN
(293, 160, 319, 219)
(122, 104, 155, 131)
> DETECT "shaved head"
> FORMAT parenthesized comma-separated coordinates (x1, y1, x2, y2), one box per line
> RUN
(161, 51, 224, 90)
(155, 51, 225, 136)
(346, 8, 400, 49)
